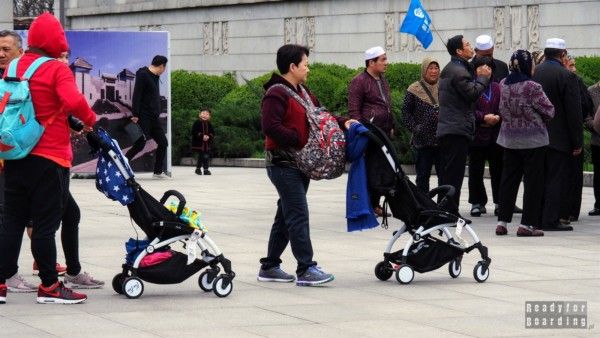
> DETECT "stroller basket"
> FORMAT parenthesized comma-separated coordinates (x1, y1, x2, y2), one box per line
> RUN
(136, 251, 207, 284)
(386, 237, 463, 274)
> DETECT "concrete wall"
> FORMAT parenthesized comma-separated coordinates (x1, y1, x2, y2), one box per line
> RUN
(0, 2, 13, 30)
(65, 0, 600, 81)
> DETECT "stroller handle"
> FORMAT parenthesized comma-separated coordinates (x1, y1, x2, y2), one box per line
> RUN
(86, 130, 113, 153)
(426, 185, 456, 208)
(159, 190, 187, 216)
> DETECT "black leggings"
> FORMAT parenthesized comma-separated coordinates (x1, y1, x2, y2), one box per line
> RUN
(61, 192, 81, 276)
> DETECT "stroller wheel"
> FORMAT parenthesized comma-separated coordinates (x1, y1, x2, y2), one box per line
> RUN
(213, 276, 233, 298)
(473, 262, 490, 283)
(112, 273, 126, 294)
(448, 259, 462, 278)
(198, 270, 217, 292)
(374, 261, 393, 281)
(395, 265, 414, 284)
(122, 277, 144, 299)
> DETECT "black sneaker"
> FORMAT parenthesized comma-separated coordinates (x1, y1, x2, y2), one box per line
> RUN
(37, 281, 87, 304)
(589, 208, 600, 216)
(203, 170, 212, 175)
(470, 204, 482, 217)
(257, 266, 295, 282)
(195, 168, 202, 175)
(296, 266, 334, 286)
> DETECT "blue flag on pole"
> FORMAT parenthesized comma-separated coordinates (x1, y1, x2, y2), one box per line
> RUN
(399, 0, 433, 49)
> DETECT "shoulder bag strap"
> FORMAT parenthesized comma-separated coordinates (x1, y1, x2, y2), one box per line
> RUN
(419, 80, 438, 107)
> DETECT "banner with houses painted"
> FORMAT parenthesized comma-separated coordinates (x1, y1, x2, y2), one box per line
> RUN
(17, 30, 171, 174)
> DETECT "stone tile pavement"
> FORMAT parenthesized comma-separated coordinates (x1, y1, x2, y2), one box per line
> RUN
(1, 166, 598, 337)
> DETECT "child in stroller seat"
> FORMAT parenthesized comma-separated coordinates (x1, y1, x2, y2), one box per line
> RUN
(87, 128, 235, 298)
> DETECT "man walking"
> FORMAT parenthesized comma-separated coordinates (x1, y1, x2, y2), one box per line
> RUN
(348, 46, 394, 217)
(533, 38, 583, 231)
(436, 35, 491, 216)
(125, 55, 169, 178)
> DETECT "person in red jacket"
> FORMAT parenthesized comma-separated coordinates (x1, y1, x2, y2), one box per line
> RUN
(0, 13, 96, 305)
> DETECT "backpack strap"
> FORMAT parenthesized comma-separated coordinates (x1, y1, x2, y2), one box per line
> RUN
(6, 57, 21, 78)
(23, 57, 54, 80)
(267, 83, 317, 113)
(6, 56, 53, 79)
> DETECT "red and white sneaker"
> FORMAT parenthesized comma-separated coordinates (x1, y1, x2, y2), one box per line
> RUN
(36, 281, 87, 304)
(33, 262, 67, 276)
(0, 284, 7, 304)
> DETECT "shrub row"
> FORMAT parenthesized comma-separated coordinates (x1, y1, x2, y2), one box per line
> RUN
(171, 57, 600, 165)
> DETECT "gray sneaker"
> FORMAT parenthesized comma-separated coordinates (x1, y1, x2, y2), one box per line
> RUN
(64, 272, 105, 289)
(257, 266, 295, 282)
(6, 273, 37, 293)
(296, 266, 334, 286)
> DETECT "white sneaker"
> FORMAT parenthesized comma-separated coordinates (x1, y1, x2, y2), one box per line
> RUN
(152, 173, 170, 179)
(6, 273, 37, 293)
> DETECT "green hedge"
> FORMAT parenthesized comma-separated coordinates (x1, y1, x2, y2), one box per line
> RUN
(171, 56, 600, 168)
(170, 70, 238, 163)
(575, 56, 600, 87)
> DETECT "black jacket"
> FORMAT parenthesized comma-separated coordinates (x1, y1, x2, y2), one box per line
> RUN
(436, 56, 490, 140)
(532, 59, 583, 153)
(492, 58, 509, 82)
(132, 66, 161, 119)
(191, 120, 214, 152)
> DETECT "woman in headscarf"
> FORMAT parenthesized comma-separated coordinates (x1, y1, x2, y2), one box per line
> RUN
(495, 50, 555, 237)
(401, 57, 440, 193)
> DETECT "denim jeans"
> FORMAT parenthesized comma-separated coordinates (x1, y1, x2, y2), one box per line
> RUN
(260, 165, 316, 275)
(413, 146, 441, 193)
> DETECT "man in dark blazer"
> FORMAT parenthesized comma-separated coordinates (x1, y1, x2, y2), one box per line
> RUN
(532, 38, 583, 231)
(436, 35, 491, 217)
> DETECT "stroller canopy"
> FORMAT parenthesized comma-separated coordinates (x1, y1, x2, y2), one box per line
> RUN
(92, 128, 135, 205)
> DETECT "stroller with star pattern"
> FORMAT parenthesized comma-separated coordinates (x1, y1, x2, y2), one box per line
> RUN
(87, 128, 235, 298)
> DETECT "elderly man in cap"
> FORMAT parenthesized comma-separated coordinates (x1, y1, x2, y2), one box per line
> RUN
(348, 46, 394, 217)
(533, 38, 583, 231)
(474, 34, 509, 82)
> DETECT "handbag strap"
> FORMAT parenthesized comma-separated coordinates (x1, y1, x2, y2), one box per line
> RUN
(419, 80, 438, 107)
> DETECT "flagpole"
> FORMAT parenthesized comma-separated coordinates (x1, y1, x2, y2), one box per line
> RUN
(429, 21, 446, 48)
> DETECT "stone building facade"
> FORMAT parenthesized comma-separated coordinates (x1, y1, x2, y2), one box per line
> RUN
(8, 1, 600, 81)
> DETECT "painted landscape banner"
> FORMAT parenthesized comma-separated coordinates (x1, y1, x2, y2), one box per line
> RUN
(17, 30, 171, 174)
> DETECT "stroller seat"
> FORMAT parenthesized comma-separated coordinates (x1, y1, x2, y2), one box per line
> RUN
(360, 122, 491, 285)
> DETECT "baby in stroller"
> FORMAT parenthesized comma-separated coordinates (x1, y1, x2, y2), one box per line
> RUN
(87, 128, 235, 298)
(353, 122, 491, 284)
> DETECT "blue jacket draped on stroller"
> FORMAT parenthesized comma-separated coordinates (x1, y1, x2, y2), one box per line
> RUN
(359, 122, 491, 284)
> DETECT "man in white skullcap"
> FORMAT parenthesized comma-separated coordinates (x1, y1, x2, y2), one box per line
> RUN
(474, 34, 509, 82)
(533, 38, 583, 231)
(348, 46, 393, 217)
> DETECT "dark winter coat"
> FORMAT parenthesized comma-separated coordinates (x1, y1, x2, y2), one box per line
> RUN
(436, 56, 491, 140)
(532, 59, 583, 153)
(191, 120, 214, 152)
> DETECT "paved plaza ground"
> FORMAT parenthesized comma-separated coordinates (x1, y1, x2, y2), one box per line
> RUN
(1, 166, 599, 337)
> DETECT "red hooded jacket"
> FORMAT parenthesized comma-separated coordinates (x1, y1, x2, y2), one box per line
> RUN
(14, 13, 96, 167)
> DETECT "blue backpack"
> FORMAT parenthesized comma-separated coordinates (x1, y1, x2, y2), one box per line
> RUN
(0, 56, 54, 160)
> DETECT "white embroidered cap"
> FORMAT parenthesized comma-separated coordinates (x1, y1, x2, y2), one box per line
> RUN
(364, 46, 386, 60)
(475, 35, 494, 51)
(545, 38, 566, 49)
